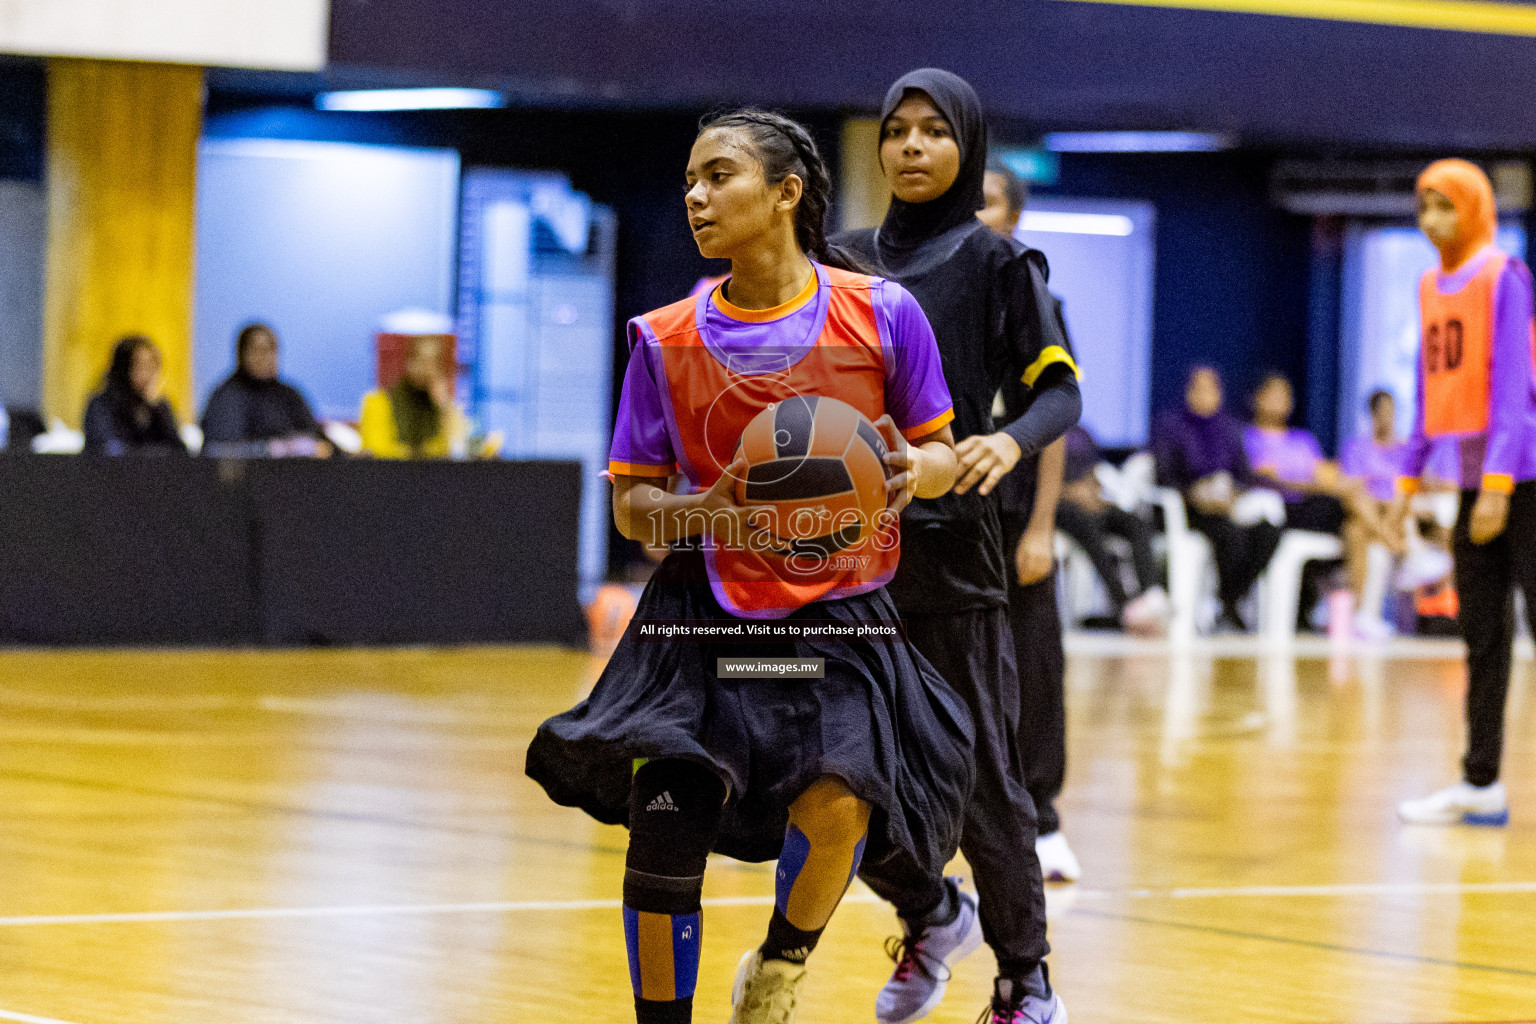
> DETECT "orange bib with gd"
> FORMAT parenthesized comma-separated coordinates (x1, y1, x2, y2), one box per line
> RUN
(1418, 251, 1506, 437)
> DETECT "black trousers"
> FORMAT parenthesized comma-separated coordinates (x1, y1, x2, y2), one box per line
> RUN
(1054, 500, 1161, 613)
(1452, 481, 1536, 787)
(1284, 493, 1346, 534)
(858, 606, 1048, 974)
(1186, 507, 1283, 612)
(1007, 572, 1067, 837)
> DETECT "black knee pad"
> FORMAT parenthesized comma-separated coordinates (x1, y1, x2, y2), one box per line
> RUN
(626, 759, 726, 888)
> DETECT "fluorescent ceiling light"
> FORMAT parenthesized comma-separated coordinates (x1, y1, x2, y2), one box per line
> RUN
(1042, 131, 1231, 153)
(316, 89, 506, 112)
(1020, 211, 1135, 236)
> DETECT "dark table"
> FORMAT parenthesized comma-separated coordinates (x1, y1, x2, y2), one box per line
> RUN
(0, 455, 587, 647)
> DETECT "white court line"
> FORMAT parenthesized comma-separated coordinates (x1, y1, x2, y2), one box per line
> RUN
(0, 893, 881, 928)
(1167, 881, 1536, 899)
(1, 882, 1531, 929)
(0, 1008, 84, 1024)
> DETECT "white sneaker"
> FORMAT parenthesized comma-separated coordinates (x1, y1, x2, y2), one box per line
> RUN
(1397, 781, 1508, 826)
(1035, 831, 1081, 883)
(1352, 610, 1394, 642)
(1122, 586, 1169, 636)
(730, 949, 806, 1024)
(1396, 547, 1453, 590)
(876, 878, 984, 1024)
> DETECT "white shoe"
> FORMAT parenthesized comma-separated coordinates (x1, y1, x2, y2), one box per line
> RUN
(1035, 831, 1081, 883)
(876, 878, 984, 1024)
(1397, 781, 1508, 826)
(1122, 586, 1169, 636)
(730, 949, 806, 1024)
(1352, 610, 1394, 642)
(1396, 547, 1453, 590)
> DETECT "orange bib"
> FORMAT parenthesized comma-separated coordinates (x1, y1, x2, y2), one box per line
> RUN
(1419, 251, 1505, 437)
(642, 265, 900, 618)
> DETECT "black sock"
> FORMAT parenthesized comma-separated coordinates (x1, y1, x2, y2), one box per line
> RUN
(635, 996, 693, 1024)
(907, 877, 959, 930)
(760, 908, 823, 964)
(993, 963, 1050, 1005)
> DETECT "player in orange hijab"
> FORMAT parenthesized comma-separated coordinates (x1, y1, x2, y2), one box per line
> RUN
(1394, 159, 1536, 827)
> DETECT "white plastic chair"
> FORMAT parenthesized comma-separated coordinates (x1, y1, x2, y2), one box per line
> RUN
(1054, 531, 1111, 626)
(1256, 529, 1342, 646)
(1156, 487, 1215, 645)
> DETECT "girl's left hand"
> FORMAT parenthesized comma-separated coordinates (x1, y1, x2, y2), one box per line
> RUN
(1469, 489, 1511, 545)
(953, 432, 1022, 496)
(1015, 527, 1055, 585)
(874, 415, 918, 513)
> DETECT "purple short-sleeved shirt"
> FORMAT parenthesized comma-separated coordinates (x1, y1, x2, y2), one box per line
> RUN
(1244, 425, 1325, 501)
(609, 264, 953, 483)
(1340, 435, 1405, 502)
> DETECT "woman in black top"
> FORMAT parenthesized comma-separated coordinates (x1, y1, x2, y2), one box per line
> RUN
(1152, 365, 1282, 630)
(82, 336, 186, 456)
(835, 68, 1077, 1024)
(201, 323, 327, 458)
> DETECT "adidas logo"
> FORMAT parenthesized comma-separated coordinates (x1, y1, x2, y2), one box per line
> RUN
(646, 791, 679, 812)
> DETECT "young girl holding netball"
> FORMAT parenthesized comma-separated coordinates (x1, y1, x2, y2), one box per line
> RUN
(527, 110, 975, 1024)
(1394, 159, 1536, 827)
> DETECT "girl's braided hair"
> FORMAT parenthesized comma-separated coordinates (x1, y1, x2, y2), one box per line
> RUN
(697, 109, 870, 274)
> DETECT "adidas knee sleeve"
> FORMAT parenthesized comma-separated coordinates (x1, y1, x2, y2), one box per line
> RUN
(624, 761, 724, 1016)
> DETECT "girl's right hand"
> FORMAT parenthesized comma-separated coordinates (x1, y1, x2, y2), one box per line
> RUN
(696, 458, 769, 550)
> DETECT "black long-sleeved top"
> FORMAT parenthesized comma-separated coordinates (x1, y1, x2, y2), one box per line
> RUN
(200, 372, 323, 458)
(837, 220, 1082, 613)
(82, 392, 186, 456)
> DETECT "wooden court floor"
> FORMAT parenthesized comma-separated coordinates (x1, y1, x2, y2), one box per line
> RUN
(0, 641, 1532, 1023)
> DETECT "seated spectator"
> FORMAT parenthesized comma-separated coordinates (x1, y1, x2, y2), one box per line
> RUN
(1245, 372, 1348, 533)
(82, 336, 186, 456)
(1339, 389, 1414, 582)
(1054, 425, 1168, 633)
(1153, 366, 1282, 631)
(1250, 375, 1401, 624)
(359, 335, 467, 459)
(1340, 392, 1456, 632)
(201, 323, 330, 458)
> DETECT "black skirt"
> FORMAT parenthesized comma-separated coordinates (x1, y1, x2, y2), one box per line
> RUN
(526, 548, 975, 877)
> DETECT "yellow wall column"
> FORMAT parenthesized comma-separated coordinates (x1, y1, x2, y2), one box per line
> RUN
(838, 118, 890, 233)
(43, 59, 203, 428)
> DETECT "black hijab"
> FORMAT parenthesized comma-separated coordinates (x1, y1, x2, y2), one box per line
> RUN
(876, 68, 989, 262)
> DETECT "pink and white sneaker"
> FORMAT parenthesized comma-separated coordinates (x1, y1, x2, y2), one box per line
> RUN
(979, 974, 1068, 1024)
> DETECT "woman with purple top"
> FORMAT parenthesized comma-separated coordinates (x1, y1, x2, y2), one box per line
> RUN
(1245, 372, 1346, 533)
(1152, 366, 1281, 631)
(1246, 373, 1400, 624)
(1393, 159, 1536, 828)
(1339, 390, 1414, 596)
(1340, 390, 1407, 504)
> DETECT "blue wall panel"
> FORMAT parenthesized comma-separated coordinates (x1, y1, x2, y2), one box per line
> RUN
(193, 138, 460, 421)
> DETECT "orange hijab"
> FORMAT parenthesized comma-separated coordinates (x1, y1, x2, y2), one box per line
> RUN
(1417, 159, 1497, 272)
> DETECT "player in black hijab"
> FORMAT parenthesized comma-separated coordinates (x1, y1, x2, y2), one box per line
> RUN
(835, 68, 1077, 1024)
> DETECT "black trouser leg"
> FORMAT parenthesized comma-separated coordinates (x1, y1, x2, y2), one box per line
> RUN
(1008, 572, 1066, 837)
(1056, 500, 1129, 611)
(860, 608, 1049, 974)
(1453, 483, 1536, 787)
(1190, 510, 1282, 613)
(1101, 504, 1163, 594)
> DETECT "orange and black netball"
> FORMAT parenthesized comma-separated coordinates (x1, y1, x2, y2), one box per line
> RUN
(733, 395, 892, 559)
